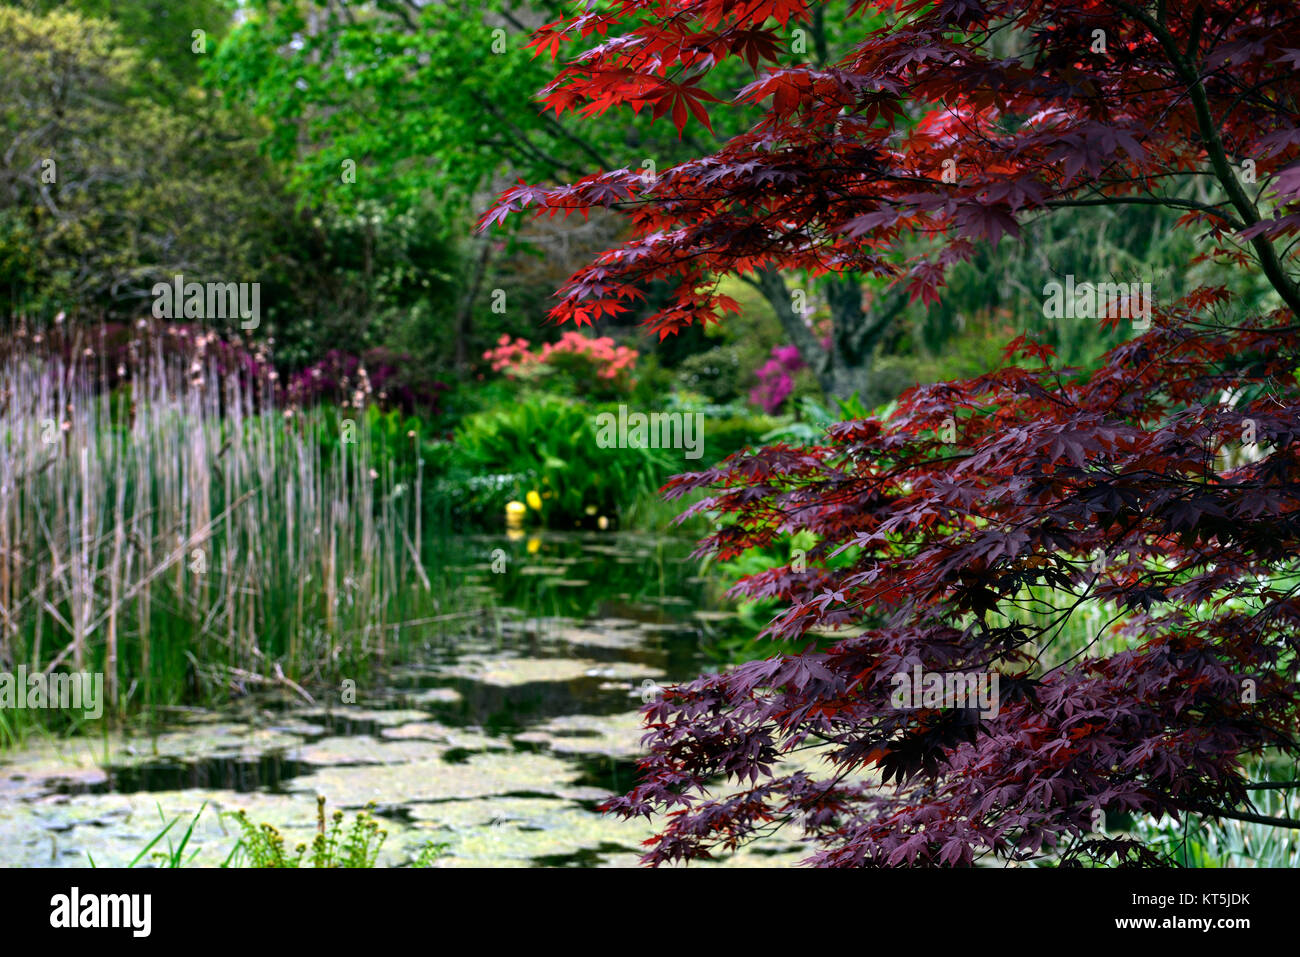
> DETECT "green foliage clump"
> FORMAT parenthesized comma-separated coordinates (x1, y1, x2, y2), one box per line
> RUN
(1126, 780, 1300, 869)
(227, 797, 389, 869)
(674, 345, 747, 403)
(760, 394, 877, 446)
(98, 802, 208, 869)
(115, 797, 450, 868)
(452, 395, 673, 527)
(703, 411, 785, 461)
(0, 4, 290, 323)
(311, 403, 438, 497)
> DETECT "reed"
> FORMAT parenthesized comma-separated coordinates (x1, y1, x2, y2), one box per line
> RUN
(0, 323, 460, 740)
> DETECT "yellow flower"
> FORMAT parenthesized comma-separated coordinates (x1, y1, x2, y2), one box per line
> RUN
(505, 501, 527, 524)
(527, 537, 541, 554)
(526, 490, 543, 511)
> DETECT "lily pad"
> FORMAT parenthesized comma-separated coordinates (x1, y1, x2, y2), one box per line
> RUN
(444, 655, 662, 688)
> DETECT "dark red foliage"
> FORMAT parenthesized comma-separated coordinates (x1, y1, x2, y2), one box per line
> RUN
(610, 304, 1300, 865)
(283, 348, 449, 416)
(485, 0, 1300, 330)
(487, 0, 1300, 865)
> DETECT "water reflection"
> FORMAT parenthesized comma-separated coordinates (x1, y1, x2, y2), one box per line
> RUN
(0, 533, 808, 868)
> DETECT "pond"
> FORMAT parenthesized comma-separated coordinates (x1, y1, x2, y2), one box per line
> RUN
(0, 532, 809, 867)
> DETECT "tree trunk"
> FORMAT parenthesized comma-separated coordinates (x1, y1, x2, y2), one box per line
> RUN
(750, 268, 909, 400)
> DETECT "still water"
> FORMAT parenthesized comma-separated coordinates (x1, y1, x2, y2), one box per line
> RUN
(0, 533, 807, 867)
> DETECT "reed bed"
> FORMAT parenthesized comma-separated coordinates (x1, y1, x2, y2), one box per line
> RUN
(0, 324, 459, 738)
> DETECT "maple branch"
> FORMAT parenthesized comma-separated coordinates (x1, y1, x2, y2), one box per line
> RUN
(1171, 799, 1300, 831)
(1117, 1, 1300, 316)
(1041, 196, 1241, 230)
(536, 110, 616, 173)
(467, 92, 578, 176)
(377, 0, 418, 31)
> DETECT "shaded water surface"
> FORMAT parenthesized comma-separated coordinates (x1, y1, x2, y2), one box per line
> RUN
(0, 533, 807, 867)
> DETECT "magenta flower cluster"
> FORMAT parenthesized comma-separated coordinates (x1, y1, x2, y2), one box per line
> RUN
(749, 344, 804, 413)
(283, 347, 448, 414)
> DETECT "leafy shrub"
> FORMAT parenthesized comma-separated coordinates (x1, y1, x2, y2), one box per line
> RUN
(428, 466, 527, 530)
(674, 344, 746, 403)
(227, 797, 388, 868)
(454, 395, 672, 526)
(761, 393, 877, 446)
(483, 331, 637, 399)
(703, 413, 784, 462)
(1128, 782, 1300, 869)
(284, 347, 450, 416)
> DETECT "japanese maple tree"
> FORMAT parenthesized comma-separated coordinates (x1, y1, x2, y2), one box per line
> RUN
(486, 0, 1300, 865)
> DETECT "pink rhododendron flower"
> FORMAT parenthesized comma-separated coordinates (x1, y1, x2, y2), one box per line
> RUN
(750, 344, 805, 413)
(483, 331, 637, 391)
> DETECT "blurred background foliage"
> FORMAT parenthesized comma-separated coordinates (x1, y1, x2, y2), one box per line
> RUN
(0, 0, 1272, 530)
